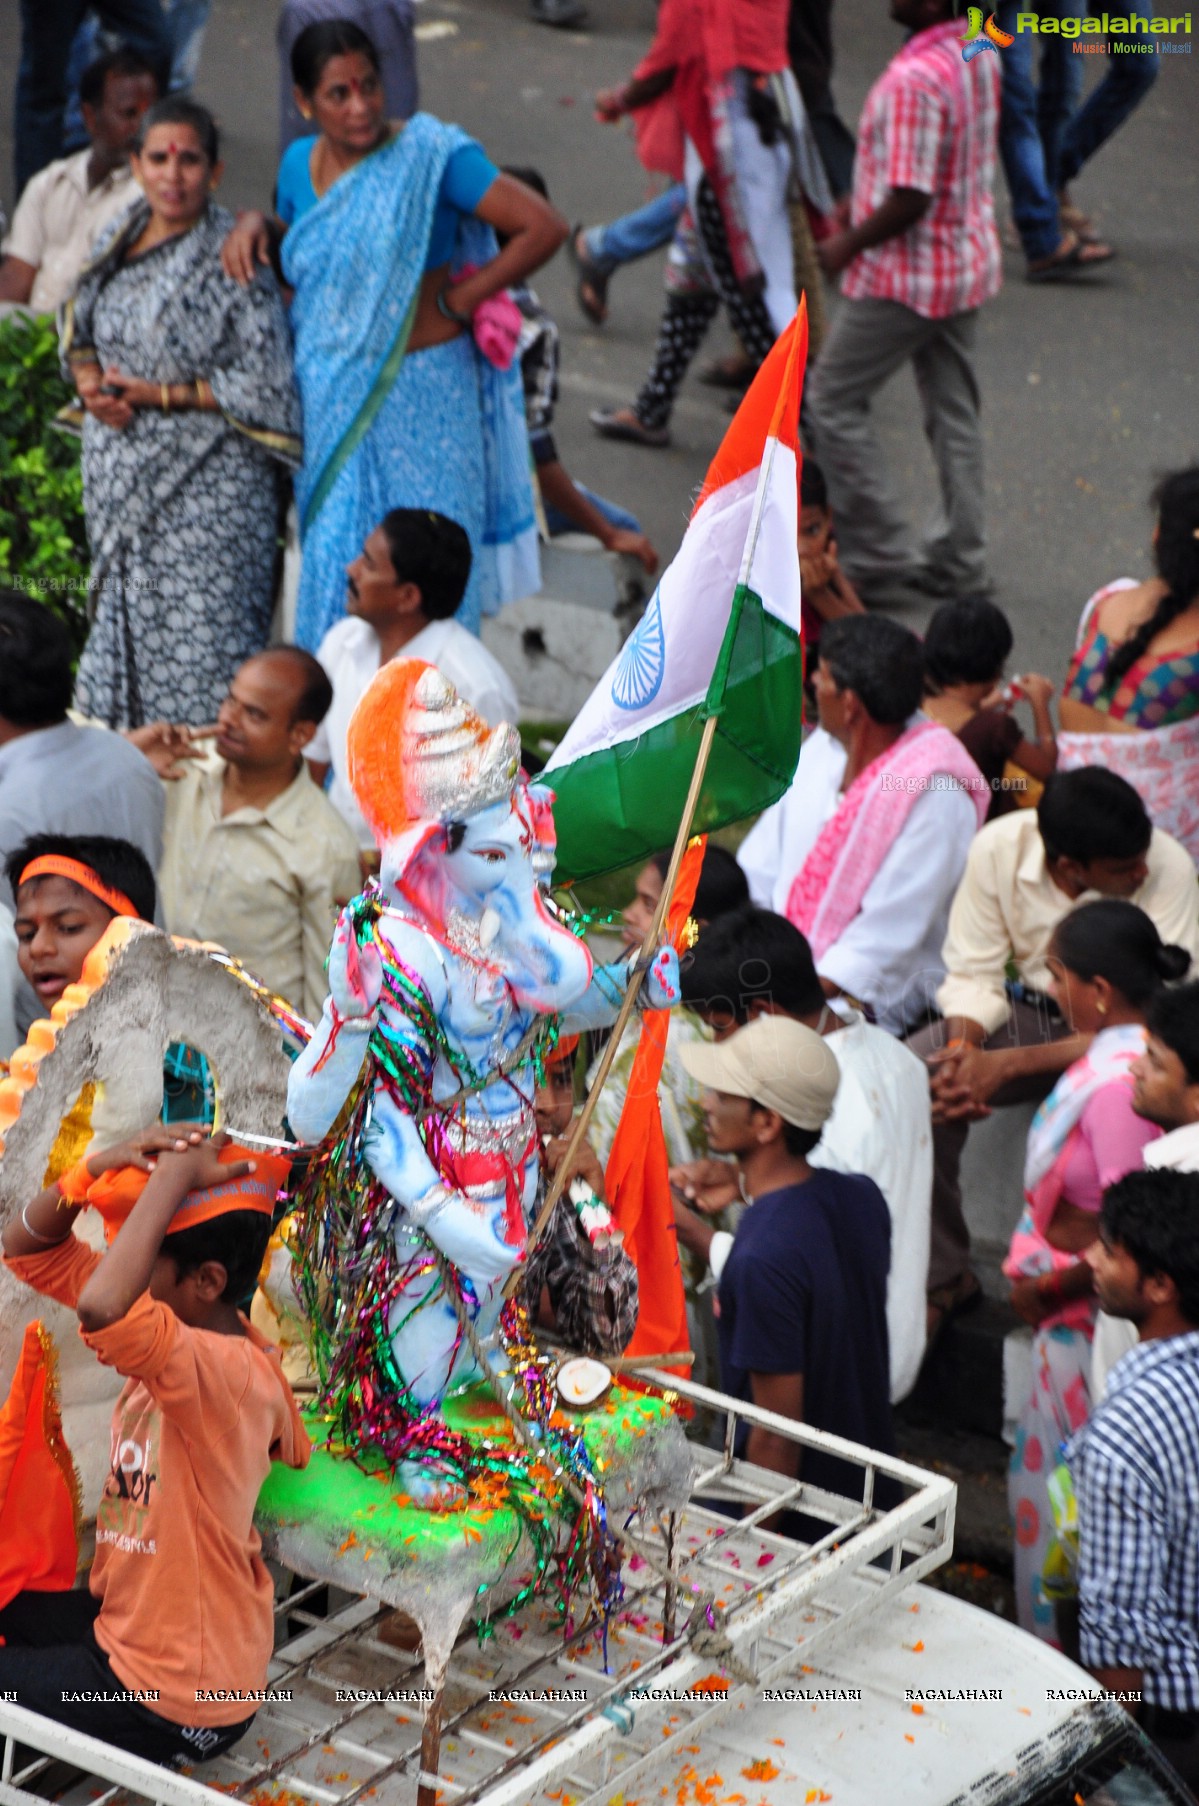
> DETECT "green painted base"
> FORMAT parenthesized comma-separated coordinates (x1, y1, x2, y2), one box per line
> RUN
(255, 1382, 690, 1618)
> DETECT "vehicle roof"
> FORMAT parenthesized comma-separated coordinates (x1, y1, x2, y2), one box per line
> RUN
(616, 1580, 1116, 1806)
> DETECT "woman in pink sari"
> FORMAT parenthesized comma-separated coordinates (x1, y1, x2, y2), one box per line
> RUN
(1004, 899, 1190, 1643)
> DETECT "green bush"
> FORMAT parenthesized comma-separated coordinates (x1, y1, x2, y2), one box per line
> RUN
(0, 309, 89, 650)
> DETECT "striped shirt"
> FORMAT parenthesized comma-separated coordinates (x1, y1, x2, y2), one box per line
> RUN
(841, 19, 1002, 321)
(1068, 1331, 1199, 1710)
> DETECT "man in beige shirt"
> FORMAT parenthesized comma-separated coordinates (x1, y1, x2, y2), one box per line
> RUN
(158, 648, 362, 1026)
(907, 767, 1199, 1325)
(0, 49, 158, 313)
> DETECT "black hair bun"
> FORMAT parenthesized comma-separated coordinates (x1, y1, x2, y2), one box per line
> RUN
(1157, 943, 1193, 983)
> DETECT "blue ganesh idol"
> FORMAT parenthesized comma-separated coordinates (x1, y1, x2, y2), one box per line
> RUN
(286, 660, 676, 1498)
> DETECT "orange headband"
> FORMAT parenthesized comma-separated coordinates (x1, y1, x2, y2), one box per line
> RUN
(84, 1145, 292, 1245)
(18, 856, 140, 920)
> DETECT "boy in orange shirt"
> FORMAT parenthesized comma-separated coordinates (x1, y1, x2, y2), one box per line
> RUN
(1, 1125, 310, 1764)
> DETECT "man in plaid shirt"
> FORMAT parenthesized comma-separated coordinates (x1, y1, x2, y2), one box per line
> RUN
(808, 0, 1001, 601)
(1069, 1169, 1199, 1790)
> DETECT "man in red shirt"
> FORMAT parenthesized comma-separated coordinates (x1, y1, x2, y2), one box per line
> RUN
(808, 0, 1001, 602)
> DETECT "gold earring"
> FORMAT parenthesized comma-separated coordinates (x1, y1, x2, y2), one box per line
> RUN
(1097, 1001, 1108, 1016)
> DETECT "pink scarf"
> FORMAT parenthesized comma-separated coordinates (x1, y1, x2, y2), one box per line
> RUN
(786, 720, 988, 959)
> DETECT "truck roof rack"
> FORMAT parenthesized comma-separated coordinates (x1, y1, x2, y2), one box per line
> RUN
(0, 1370, 955, 1806)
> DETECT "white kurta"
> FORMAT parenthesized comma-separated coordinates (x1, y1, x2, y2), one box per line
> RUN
(810, 1009, 933, 1401)
(738, 725, 979, 1035)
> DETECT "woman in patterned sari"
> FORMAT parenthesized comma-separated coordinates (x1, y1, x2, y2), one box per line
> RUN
(62, 97, 302, 729)
(1003, 900, 1188, 1645)
(222, 19, 563, 649)
(1058, 468, 1199, 861)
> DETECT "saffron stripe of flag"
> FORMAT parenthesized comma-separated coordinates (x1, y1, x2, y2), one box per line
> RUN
(546, 302, 808, 884)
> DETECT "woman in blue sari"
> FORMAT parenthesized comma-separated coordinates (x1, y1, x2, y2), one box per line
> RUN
(222, 19, 563, 648)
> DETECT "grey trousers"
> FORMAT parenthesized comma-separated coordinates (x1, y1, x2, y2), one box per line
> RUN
(807, 295, 989, 591)
(906, 1001, 1072, 1295)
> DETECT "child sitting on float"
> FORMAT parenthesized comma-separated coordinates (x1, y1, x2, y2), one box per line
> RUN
(1, 1123, 307, 1763)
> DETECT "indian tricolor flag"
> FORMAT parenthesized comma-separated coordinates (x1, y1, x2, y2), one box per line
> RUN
(547, 304, 807, 883)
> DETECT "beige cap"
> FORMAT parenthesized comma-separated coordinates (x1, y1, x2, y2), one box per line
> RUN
(680, 1015, 841, 1131)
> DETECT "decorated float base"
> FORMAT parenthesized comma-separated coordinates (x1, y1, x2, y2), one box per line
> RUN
(256, 1381, 694, 1683)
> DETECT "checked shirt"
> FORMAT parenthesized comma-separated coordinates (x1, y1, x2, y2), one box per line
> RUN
(841, 18, 1002, 320)
(1068, 1330, 1199, 1710)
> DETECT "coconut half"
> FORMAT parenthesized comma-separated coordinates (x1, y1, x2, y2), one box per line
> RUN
(555, 1355, 613, 1412)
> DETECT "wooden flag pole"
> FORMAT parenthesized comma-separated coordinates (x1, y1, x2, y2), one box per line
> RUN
(504, 711, 720, 1298)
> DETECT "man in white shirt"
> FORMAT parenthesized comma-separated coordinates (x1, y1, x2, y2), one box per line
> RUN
(307, 509, 520, 851)
(0, 49, 158, 313)
(909, 769, 1199, 1324)
(1091, 980, 1199, 1398)
(738, 615, 984, 1036)
(673, 904, 932, 1401)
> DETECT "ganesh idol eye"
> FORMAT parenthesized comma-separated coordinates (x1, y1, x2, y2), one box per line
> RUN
(475, 847, 508, 865)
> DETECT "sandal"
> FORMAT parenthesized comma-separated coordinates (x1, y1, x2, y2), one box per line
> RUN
(1059, 198, 1101, 244)
(699, 352, 754, 391)
(1026, 228, 1115, 282)
(568, 226, 609, 325)
(589, 405, 670, 448)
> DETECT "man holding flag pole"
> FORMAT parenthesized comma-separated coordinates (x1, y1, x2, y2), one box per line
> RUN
(517, 305, 811, 1371)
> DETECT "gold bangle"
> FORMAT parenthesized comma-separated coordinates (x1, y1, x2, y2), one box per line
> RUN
(195, 378, 205, 406)
(160, 383, 170, 414)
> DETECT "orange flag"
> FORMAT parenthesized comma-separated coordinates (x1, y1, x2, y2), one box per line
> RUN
(0, 1321, 81, 1611)
(606, 836, 707, 1373)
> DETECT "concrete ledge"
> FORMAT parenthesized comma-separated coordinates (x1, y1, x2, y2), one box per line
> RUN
(483, 541, 649, 719)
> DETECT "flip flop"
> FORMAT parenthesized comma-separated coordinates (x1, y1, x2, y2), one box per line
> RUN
(698, 354, 754, 391)
(1027, 230, 1115, 282)
(589, 406, 670, 448)
(1059, 199, 1101, 244)
(568, 226, 609, 325)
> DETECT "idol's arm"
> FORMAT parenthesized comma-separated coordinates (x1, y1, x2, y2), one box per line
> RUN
(287, 908, 382, 1143)
(559, 945, 681, 1034)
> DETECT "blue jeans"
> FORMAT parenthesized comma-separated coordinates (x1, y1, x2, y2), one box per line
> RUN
(1037, 3, 1158, 191)
(543, 485, 642, 538)
(998, 0, 1158, 259)
(15, 0, 172, 193)
(581, 184, 687, 278)
(997, 0, 1079, 260)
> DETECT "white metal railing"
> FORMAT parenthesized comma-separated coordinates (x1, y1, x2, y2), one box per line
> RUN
(0, 1371, 955, 1806)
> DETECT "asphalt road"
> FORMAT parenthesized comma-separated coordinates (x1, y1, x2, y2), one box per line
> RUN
(2, 0, 1196, 682)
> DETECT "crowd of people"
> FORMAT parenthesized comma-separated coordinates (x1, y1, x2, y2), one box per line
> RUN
(1, 0, 1197, 1785)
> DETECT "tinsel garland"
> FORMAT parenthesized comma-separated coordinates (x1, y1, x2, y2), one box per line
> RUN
(289, 889, 624, 1640)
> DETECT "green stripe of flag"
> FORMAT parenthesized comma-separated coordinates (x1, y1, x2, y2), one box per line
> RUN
(550, 586, 803, 884)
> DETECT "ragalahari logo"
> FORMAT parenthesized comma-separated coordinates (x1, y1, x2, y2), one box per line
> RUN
(961, 6, 1016, 55)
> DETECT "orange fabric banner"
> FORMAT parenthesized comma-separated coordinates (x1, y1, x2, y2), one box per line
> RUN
(606, 836, 707, 1373)
(0, 1321, 81, 1611)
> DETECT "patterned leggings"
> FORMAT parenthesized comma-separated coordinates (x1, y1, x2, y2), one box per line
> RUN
(635, 179, 779, 431)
